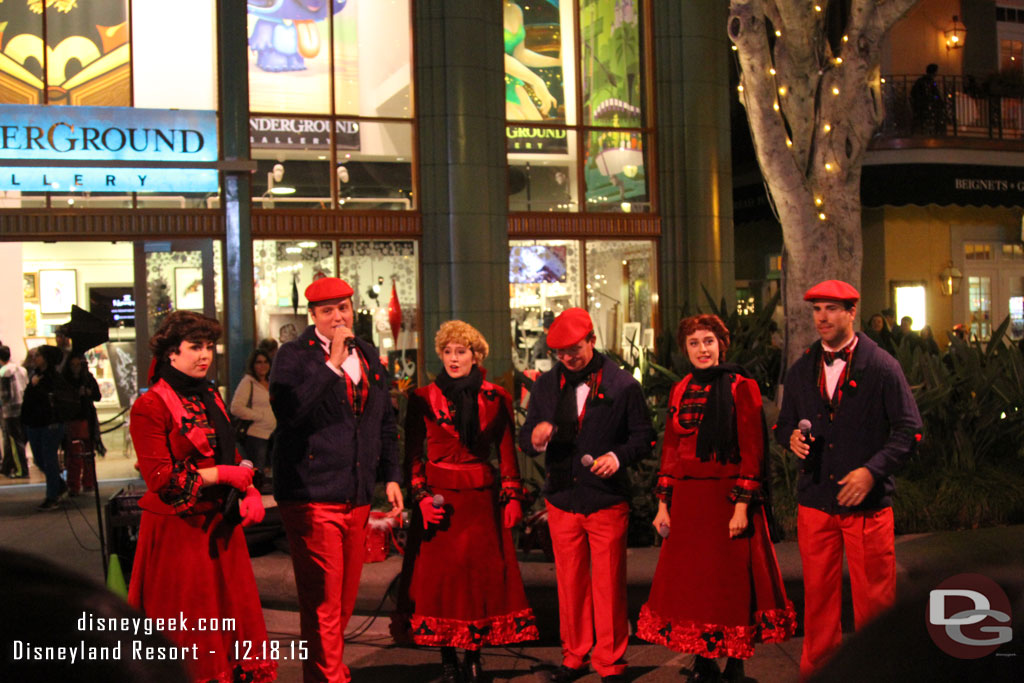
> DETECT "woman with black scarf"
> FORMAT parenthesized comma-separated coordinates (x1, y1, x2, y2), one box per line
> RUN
(127, 311, 276, 683)
(392, 320, 538, 683)
(636, 314, 795, 683)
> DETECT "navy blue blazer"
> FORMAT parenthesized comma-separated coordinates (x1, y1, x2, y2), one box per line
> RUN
(520, 354, 655, 514)
(270, 325, 401, 505)
(775, 332, 922, 513)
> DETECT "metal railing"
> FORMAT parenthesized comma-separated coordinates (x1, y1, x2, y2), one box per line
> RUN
(875, 74, 1024, 142)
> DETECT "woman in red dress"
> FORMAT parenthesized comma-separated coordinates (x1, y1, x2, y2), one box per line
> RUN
(637, 314, 796, 682)
(392, 320, 539, 683)
(128, 311, 276, 683)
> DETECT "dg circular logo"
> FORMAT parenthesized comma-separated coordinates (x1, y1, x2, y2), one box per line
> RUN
(927, 573, 1013, 659)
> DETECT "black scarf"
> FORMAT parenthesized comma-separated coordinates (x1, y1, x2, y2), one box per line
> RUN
(434, 365, 483, 449)
(691, 362, 749, 465)
(156, 361, 236, 466)
(552, 353, 604, 446)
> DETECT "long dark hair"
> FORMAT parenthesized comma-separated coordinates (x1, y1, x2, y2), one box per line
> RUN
(246, 349, 272, 379)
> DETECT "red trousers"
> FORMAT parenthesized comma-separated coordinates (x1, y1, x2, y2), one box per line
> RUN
(279, 502, 370, 683)
(545, 501, 629, 677)
(797, 505, 895, 680)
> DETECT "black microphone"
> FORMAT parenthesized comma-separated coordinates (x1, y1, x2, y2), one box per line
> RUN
(432, 493, 445, 509)
(223, 459, 254, 525)
(658, 523, 670, 538)
(345, 336, 358, 352)
(581, 454, 594, 468)
(798, 419, 812, 440)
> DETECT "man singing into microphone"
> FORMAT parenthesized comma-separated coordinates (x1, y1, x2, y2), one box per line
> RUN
(775, 280, 921, 680)
(270, 277, 403, 683)
(519, 308, 654, 683)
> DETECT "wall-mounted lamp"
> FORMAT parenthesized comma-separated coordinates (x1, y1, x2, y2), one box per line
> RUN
(939, 262, 963, 296)
(945, 15, 966, 51)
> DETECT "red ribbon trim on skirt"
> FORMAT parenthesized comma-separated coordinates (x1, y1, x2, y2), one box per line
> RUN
(635, 602, 797, 660)
(392, 608, 539, 650)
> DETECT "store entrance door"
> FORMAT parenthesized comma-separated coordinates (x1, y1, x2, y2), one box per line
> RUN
(133, 240, 217, 391)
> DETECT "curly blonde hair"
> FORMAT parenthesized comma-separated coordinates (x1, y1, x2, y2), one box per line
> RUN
(434, 320, 489, 363)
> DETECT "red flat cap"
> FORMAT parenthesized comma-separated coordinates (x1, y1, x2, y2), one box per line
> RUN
(305, 277, 354, 305)
(803, 279, 860, 303)
(547, 308, 594, 349)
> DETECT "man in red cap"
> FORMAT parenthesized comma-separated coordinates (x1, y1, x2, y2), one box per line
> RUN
(775, 279, 921, 680)
(269, 276, 404, 683)
(519, 308, 654, 683)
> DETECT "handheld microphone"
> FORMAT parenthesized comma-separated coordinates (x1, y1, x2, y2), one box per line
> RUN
(223, 459, 254, 524)
(798, 419, 812, 439)
(432, 494, 445, 509)
(658, 523, 670, 538)
(345, 336, 358, 352)
(581, 454, 594, 468)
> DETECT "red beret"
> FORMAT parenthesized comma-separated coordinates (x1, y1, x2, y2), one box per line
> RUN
(547, 308, 594, 349)
(803, 279, 860, 303)
(304, 277, 354, 305)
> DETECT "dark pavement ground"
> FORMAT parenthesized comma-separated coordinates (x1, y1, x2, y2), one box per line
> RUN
(1, 478, 1023, 682)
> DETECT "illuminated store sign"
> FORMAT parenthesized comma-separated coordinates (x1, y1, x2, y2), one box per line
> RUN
(506, 126, 568, 153)
(0, 104, 218, 192)
(249, 116, 360, 151)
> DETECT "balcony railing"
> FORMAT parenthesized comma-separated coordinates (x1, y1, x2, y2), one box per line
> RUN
(875, 74, 1024, 143)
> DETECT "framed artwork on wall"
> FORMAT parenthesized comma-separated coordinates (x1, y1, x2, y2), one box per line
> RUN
(174, 267, 204, 311)
(38, 269, 77, 314)
(23, 272, 38, 302)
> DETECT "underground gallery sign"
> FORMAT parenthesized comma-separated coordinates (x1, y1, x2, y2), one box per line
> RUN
(0, 104, 219, 193)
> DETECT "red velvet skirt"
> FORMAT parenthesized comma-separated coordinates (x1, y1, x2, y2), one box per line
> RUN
(636, 477, 796, 660)
(391, 484, 539, 650)
(128, 510, 277, 683)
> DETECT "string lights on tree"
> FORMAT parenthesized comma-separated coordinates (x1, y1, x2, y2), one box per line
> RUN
(727, 0, 921, 364)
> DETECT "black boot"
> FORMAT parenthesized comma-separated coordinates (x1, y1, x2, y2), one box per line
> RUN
(689, 655, 720, 682)
(722, 657, 745, 682)
(464, 649, 486, 683)
(441, 647, 462, 683)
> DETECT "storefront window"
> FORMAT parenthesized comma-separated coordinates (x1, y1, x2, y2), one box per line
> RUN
(336, 121, 414, 210)
(248, 3, 333, 114)
(0, 0, 131, 105)
(585, 239, 655, 360)
(510, 238, 581, 369)
(968, 275, 992, 341)
(584, 129, 648, 212)
(333, 0, 413, 118)
(504, 0, 649, 213)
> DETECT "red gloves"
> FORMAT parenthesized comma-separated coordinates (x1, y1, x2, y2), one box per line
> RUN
(216, 464, 254, 491)
(503, 499, 522, 529)
(239, 487, 265, 527)
(419, 496, 445, 529)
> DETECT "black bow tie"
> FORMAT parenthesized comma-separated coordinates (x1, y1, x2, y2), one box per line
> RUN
(823, 347, 851, 366)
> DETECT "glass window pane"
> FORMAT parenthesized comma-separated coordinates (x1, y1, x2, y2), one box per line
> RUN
(586, 239, 656, 359)
(965, 243, 992, 260)
(334, 0, 413, 118)
(579, 0, 643, 127)
(509, 128, 579, 212)
(337, 121, 414, 210)
(337, 240, 419, 374)
(254, 239, 335, 346)
(247, 4, 332, 114)
(134, 1, 217, 109)
(504, 0, 572, 124)
(0, 191, 48, 208)
(584, 129, 648, 212)
(893, 285, 926, 330)
(1010, 295, 1023, 340)
(251, 116, 333, 208)
(510, 239, 582, 370)
(967, 275, 992, 340)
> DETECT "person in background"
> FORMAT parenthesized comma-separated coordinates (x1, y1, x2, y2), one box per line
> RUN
(230, 349, 276, 478)
(21, 346, 69, 510)
(881, 308, 901, 348)
(257, 337, 279, 362)
(62, 353, 102, 495)
(919, 325, 940, 356)
(0, 345, 29, 479)
(863, 314, 895, 356)
(637, 314, 795, 682)
(392, 320, 538, 682)
(270, 276, 403, 683)
(776, 280, 922, 680)
(520, 308, 655, 683)
(128, 310, 275, 683)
